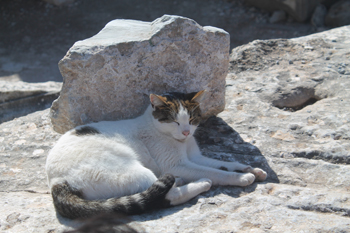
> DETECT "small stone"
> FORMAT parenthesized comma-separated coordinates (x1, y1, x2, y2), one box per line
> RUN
(338, 67, 346, 74)
(32, 149, 45, 157)
(304, 46, 314, 50)
(289, 124, 299, 130)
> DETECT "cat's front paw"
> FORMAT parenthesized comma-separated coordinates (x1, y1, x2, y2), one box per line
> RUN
(236, 173, 255, 186)
(195, 178, 212, 192)
(251, 168, 267, 181)
(243, 167, 267, 182)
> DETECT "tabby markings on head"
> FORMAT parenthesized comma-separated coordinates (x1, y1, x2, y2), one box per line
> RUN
(151, 91, 204, 126)
(73, 126, 100, 136)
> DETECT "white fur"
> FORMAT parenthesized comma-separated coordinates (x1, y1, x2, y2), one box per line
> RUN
(46, 103, 266, 204)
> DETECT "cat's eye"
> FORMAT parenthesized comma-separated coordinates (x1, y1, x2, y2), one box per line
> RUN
(189, 118, 195, 125)
(174, 121, 180, 125)
(189, 117, 200, 125)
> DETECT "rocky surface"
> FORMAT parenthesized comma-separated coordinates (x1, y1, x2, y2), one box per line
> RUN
(0, 81, 61, 123)
(51, 15, 229, 133)
(1, 26, 350, 232)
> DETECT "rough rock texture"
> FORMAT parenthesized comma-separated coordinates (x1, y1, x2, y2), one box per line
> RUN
(1, 26, 350, 232)
(51, 15, 230, 134)
(0, 81, 61, 123)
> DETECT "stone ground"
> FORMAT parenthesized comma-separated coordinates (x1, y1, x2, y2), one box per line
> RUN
(1, 0, 350, 232)
(1, 25, 350, 232)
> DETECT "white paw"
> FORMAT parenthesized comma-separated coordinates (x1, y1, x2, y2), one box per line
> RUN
(251, 168, 267, 181)
(243, 166, 267, 182)
(196, 178, 212, 191)
(238, 173, 255, 186)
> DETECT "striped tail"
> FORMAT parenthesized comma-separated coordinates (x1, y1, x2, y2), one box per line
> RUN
(51, 174, 175, 219)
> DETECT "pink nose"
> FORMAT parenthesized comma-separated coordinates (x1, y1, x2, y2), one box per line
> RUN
(182, 130, 190, 136)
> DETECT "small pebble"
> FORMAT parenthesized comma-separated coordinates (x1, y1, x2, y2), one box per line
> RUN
(338, 67, 345, 74)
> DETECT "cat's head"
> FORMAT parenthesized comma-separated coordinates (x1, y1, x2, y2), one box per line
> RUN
(150, 90, 206, 142)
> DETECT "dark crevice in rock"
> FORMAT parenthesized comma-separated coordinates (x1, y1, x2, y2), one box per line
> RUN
(288, 204, 350, 217)
(271, 87, 323, 112)
(291, 151, 350, 165)
(0, 190, 50, 194)
(277, 97, 319, 112)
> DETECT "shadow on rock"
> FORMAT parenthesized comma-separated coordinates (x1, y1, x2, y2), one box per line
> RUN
(196, 116, 279, 184)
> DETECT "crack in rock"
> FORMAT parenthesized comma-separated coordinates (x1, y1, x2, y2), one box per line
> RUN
(288, 204, 350, 217)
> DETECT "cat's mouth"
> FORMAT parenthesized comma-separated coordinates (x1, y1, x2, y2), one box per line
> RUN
(175, 138, 187, 143)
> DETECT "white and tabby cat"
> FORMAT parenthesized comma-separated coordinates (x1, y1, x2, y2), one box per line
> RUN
(46, 91, 267, 219)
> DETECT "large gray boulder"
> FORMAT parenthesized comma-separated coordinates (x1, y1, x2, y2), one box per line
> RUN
(51, 15, 230, 134)
(1, 26, 350, 232)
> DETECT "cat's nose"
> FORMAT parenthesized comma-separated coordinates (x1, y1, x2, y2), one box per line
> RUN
(182, 130, 190, 136)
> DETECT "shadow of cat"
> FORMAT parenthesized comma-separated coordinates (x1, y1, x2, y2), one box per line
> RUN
(196, 116, 279, 185)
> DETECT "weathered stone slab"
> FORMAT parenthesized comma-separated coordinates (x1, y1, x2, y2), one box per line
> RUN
(51, 15, 230, 133)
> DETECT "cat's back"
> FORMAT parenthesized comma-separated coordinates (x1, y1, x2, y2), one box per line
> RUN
(46, 116, 151, 188)
(82, 115, 144, 137)
(47, 115, 146, 163)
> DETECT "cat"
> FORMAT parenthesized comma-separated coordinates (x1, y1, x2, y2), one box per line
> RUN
(46, 90, 267, 219)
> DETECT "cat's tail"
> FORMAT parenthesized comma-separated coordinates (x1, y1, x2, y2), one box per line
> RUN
(51, 174, 175, 219)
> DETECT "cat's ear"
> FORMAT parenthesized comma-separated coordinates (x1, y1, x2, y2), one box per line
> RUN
(150, 94, 167, 107)
(191, 90, 206, 104)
